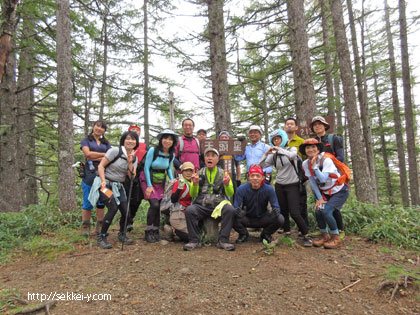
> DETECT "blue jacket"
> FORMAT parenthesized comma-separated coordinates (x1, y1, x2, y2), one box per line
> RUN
(233, 183, 280, 218)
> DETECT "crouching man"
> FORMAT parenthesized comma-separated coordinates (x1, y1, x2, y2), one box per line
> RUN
(233, 165, 284, 244)
(184, 148, 236, 251)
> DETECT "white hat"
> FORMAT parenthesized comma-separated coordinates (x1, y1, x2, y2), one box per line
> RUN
(248, 125, 262, 135)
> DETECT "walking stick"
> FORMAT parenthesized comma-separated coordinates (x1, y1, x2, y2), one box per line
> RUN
(121, 171, 134, 251)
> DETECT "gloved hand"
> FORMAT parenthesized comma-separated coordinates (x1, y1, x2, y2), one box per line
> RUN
(275, 210, 284, 225)
(236, 180, 241, 187)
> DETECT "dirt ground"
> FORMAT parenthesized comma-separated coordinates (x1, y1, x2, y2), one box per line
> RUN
(1, 228, 419, 315)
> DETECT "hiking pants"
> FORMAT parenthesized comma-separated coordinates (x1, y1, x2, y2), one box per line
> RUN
(185, 203, 235, 243)
(123, 178, 144, 226)
(275, 182, 309, 235)
(316, 185, 349, 232)
(99, 185, 128, 234)
(299, 183, 309, 227)
(233, 210, 283, 237)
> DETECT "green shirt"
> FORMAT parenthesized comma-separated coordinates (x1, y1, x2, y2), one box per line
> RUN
(288, 134, 306, 159)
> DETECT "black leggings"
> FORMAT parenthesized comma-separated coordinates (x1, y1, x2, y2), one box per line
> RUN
(146, 199, 161, 227)
(275, 182, 309, 235)
(101, 198, 129, 234)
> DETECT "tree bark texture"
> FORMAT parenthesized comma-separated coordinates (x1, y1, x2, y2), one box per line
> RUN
(17, 10, 38, 205)
(207, 0, 231, 135)
(56, 0, 77, 211)
(346, 0, 378, 204)
(319, 0, 335, 118)
(143, 0, 150, 145)
(384, 0, 409, 206)
(328, 0, 376, 204)
(398, 0, 419, 206)
(286, 0, 316, 122)
(0, 0, 24, 212)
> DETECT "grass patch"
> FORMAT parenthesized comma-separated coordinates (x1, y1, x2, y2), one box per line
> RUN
(22, 236, 76, 261)
(0, 288, 21, 313)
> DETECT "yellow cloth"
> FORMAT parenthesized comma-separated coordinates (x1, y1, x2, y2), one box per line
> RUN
(211, 200, 232, 219)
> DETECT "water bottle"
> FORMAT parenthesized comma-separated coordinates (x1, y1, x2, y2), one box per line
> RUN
(88, 160, 95, 171)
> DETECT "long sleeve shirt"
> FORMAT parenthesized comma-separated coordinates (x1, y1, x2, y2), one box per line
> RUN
(144, 147, 174, 187)
(233, 183, 280, 218)
(235, 141, 273, 173)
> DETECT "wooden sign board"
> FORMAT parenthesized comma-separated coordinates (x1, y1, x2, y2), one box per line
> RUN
(200, 139, 246, 155)
(297, 116, 335, 138)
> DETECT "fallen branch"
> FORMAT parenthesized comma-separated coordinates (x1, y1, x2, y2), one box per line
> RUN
(253, 258, 262, 268)
(17, 300, 56, 314)
(389, 283, 399, 303)
(339, 279, 362, 292)
(88, 270, 104, 278)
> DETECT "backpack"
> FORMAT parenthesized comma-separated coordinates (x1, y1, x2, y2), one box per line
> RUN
(160, 179, 190, 212)
(327, 134, 344, 157)
(178, 137, 200, 159)
(273, 151, 307, 183)
(319, 152, 351, 187)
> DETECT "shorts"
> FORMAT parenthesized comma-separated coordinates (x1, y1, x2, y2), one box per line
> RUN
(170, 211, 188, 233)
(82, 181, 105, 211)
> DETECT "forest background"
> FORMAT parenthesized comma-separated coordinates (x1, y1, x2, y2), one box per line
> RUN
(0, 0, 419, 227)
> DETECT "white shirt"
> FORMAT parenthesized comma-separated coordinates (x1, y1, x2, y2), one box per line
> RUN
(302, 152, 344, 195)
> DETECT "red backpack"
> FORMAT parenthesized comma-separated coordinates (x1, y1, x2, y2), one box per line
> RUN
(319, 152, 351, 187)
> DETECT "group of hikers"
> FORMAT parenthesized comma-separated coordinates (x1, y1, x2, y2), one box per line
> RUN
(79, 115, 349, 252)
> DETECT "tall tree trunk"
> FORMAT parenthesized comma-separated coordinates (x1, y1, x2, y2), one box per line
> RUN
(17, 9, 38, 205)
(346, 0, 378, 203)
(99, 11, 108, 121)
(207, 0, 231, 135)
(143, 0, 150, 145)
(333, 65, 342, 135)
(319, 0, 334, 117)
(399, 0, 419, 206)
(262, 78, 268, 143)
(328, 0, 376, 204)
(286, 0, 316, 122)
(0, 0, 24, 212)
(56, 0, 77, 211)
(384, 0, 409, 206)
(371, 63, 394, 205)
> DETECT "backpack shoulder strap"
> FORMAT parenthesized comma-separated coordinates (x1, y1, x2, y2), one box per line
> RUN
(328, 134, 335, 154)
(107, 146, 124, 166)
(179, 137, 184, 155)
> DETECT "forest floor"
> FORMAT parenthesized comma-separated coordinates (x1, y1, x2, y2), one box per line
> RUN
(1, 227, 419, 315)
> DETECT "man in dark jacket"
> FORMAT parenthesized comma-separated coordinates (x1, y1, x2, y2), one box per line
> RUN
(233, 165, 284, 244)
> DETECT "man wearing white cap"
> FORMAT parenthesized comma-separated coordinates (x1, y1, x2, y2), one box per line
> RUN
(235, 125, 272, 183)
(184, 147, 236, 251)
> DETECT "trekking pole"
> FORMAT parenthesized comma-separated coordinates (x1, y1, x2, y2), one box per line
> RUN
(121, 172, 134, 251)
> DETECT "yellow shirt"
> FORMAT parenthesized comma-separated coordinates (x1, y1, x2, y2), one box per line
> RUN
(288, 134, 306, 159)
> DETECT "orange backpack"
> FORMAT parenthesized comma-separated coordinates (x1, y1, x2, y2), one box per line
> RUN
(319, 152, 351, 187)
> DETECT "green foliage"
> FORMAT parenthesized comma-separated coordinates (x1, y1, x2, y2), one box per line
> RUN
(0, 204, 81, 263)
(23, 236, 75, 261)
(0, 287, 21, 312)
(341, 196, 420, 250)
(382, 264, 420, 288)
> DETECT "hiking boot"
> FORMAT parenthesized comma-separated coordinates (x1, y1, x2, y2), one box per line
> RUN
(163, 224, 174, 241)
(95, 220, 103, 236)
(260, 233, 273, 243)
(303, 236, 313, 247)
(153, 229, 161, 241)
(324, 233, 341, 249)
(80, 220, 91, 237)
(235, 234, 249, 244)
(183, 242, 202, 251)
(313, 232, 330, 247)
(117, 232, 133, 245)
(145, 230, 156, 243)
(126, 224, 134, 232)
(97, 233, 112, 249)
(216, 241, 235, 251)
